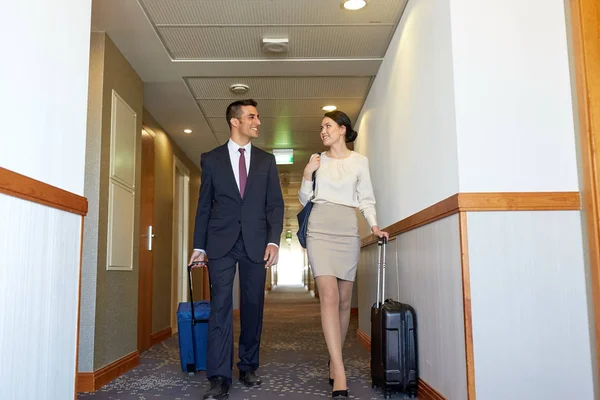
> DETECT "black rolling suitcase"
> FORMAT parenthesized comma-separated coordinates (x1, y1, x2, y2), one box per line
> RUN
(371, 238, 418, 399)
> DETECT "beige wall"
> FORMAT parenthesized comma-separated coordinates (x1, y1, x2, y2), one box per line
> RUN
(79, 32, 106, 373)
(80, 32, 144, 371)
(80, 32, 203, 373)
(142, 110, 202, 334)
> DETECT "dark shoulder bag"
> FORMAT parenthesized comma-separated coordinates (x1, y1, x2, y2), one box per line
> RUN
(296, 157, 320, 248)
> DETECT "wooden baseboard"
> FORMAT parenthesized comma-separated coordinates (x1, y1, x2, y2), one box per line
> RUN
(151, 327, 172, 346)
(356, 329, 446, 400)
(233, 308, 240, 317)
(351, 307, 358, 316)
(76, 373, 95, 393)
(419, 379, 447, 400)
(76, 351, 139, 392)
(357, 328, 371, 352)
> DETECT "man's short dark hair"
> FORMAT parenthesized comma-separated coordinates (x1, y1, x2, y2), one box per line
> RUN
(226, 99, 258, 129)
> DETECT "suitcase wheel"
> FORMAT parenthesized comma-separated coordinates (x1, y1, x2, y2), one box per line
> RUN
(186, 363, 196, 376)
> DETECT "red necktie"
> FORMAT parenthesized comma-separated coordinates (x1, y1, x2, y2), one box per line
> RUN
(238, 148, 247, 197)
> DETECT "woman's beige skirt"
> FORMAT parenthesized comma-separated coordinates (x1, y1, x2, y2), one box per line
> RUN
(307, 203, 360, 282)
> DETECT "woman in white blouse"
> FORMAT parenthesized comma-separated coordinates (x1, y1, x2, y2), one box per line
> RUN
(299, 111, 389, 398)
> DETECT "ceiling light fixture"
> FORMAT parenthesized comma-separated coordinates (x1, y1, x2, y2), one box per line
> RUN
(342, 0, 367, 10)
(262, 37, 289, 53)
(229, 84, 250, 94)
(183, 129, 192, 134)
(322, 105, 337, 112)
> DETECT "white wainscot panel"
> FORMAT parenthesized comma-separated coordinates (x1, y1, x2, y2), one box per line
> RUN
(0, 194, 81, 400)
(358, 243, 378, 336)
(396, 214, 466, 399)
(467, 211, 594, 400)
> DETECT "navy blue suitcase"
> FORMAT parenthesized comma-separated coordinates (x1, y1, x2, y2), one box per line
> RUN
(177, 265, 210, 374)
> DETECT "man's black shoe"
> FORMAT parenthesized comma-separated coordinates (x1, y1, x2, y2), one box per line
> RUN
(203, 376, 229, 400)
(239, 369, 262, 387)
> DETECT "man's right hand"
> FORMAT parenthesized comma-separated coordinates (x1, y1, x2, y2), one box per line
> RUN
(188, 250, 207, 269)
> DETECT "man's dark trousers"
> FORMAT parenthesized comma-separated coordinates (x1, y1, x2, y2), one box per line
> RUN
(206, 233, 267, 382)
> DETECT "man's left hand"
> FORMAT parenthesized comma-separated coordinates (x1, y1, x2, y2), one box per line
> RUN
(264, 244, 279, 269)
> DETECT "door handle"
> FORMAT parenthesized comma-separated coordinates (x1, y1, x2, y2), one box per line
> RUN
(141, 226, 156, 251)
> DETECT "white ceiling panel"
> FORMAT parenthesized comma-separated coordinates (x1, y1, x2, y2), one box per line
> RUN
(159, 26, 393, 60)
(198, 99, 364, 118)
(186, 76, 373, 99)
(140, 0, 407, 26)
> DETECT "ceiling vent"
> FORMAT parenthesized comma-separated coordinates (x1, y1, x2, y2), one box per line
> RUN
(229, 84, 250, 94)
(262, 38, 289, 53)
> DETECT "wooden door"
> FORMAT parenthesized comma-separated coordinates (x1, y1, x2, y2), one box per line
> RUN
(571, 0, 600, 381)
(138, 129, 155, 352)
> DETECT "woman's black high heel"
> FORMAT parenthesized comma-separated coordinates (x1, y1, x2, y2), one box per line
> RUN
(328, 360, 334, 385)
(332, 390, 349, 398)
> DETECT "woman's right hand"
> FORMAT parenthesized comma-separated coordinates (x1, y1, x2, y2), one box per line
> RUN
(303, 154, 320, 181)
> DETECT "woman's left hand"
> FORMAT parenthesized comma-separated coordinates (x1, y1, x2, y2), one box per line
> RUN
(372, 226, 390, 240)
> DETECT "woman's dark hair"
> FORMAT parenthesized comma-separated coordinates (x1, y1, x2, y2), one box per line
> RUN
(324, 110, 358, 143)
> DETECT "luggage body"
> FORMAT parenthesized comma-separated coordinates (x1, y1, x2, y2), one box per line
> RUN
(177, 264, 210, 374)
(370, 238, 418, 399)
(177, 300, 210, 373)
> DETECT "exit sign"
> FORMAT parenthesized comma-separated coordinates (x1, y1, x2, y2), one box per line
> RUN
(273, 149, 294, 165)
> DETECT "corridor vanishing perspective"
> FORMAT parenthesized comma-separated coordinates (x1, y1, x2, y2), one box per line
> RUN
(79, 286, 411, 399)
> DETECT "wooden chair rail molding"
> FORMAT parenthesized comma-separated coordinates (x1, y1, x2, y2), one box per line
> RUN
(0, 167, 88, 216)
(361, 191, 580, 247)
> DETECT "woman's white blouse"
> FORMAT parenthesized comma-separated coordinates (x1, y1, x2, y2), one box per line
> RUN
(298, 151, 378, 228)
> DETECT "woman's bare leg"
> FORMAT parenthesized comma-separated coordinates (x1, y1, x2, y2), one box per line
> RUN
(338, 280, 354, 348)
(316, 276, 347, 391)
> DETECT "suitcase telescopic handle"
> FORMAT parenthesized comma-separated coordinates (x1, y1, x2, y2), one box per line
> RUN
(188, 263, 206, 325)
(376, 237, 387, 307)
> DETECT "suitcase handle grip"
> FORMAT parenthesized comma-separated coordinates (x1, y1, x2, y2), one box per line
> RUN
(188, 263, 207, 325)
(376, 237, 387, 307)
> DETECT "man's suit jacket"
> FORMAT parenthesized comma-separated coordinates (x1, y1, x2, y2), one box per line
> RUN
(193, 143, 284, 263)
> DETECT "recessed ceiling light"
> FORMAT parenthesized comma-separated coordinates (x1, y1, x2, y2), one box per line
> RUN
(184, 129, 192, 134)
(322, 105, 337, 112)
(342, 0, 367, 10)
(229, 84, 250, 94)
(262, 38, 289, 53)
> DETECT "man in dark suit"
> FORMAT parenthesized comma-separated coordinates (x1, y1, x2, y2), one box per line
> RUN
(189, 99, 284, 400)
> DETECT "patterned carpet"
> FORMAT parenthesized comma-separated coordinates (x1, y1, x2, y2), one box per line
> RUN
(79, 286, 413, 399)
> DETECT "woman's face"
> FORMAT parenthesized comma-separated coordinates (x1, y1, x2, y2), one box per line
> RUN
(320, 117, 346, 147)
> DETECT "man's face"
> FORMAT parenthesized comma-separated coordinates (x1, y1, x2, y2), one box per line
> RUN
(233, 106, 261, 140)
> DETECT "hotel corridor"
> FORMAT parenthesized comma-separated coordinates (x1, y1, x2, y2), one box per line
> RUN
(78, 286, 409, 399)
